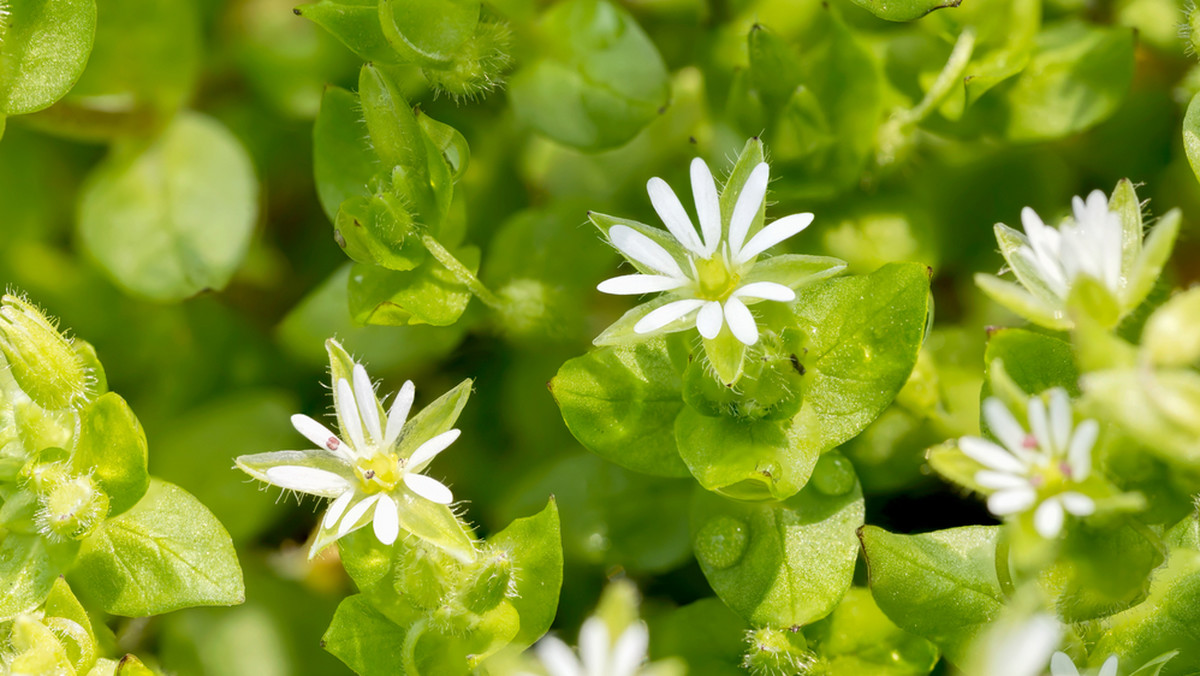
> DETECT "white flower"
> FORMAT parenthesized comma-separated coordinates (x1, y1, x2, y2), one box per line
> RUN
(530, 617, 650, 676)
(1015, 190, 1123, 302)
(976, 613, 1062, 676)
(597, 157, 815, 346)
(958, 388, 1098, 538)
(1050, 652, 1119, 676)
(237, 352, 468, 559)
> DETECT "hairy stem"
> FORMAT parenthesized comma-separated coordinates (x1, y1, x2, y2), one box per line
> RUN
(421, 234, 505, 310)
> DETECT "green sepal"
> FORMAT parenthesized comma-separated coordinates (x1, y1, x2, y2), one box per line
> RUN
(233, 450, 353, 498)
(72, 393, 149, 516)
(0, 294, 93, 410)
(416, 108, 470, 182)
(975, 273, 1070, 331)
(396, 378, 473, 462)
(551, 337, 690, 477)
(691, 460, 864, 627)
(719, 138, 765, 243)
(392, 485, 477, 565)
(1109, 178, 1144, 282)
(69, 479, 244, 616)
(859, 525, 1004, 666)
(1143, 287, 1200, 368)
(1122, 208, 1180, 313)
(701, 329, 746, 387)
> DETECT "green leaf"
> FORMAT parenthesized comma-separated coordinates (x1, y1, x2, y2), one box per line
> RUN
(1041, 521, 1165, 623)
(487, 499, 562, 648)
(782, 262, 930, 482)
(312, 85, 379, 224)
(806, 587, 939, 675)
(1184, 91, 1200, 190)
(846, 0, 961, 22)
(1001, 22, 1135, 142)
(1142, 287, 1200, 368)
(1094, 549, 1200, 675)
(509, 0, 669, 151)
(347, 249, 478, 327)
(983, 329, 1078, 399)
(322, 594, 409, 675)
(691, 461, 864, 627)
(0, 533, 57, 620)
(70, 479, 244, 616)
(860, 525, 1004, 665)
(0, 0, 96, 115)
(675, 409, 818, 501)
(76, 112, 258, 301)
(377, 0, 480, 67)
(297, 0, 402, 65)
(72, 393, 149, 516)
(551, 338, 690, 477)
(648, 598, 748, 675)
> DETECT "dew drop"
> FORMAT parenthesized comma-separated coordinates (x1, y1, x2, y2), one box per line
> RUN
(811, 453, 856, 496)
(694, 516, 750, 570)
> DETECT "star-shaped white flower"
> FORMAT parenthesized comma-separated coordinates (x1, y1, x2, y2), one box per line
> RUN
(1015, 191, 1123, 302)
(959, 388, 1098, 538)
(529, 617, 650, 676)
(237, 343, 474, 561)
(1050, 652, 1118, 676)
(976, 614, 1062, 676)
(596, 157, 822, 346)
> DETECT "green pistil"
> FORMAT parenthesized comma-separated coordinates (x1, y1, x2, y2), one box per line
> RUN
(694, 257, 739, 300)
(356, 452, 402, 493)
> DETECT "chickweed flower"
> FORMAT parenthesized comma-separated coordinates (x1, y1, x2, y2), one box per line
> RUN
(959, 388, 1098, 538)
(976, 182, 1180, 330)
(530, 617, 651, 676)
(1050, 652, 1118, 676)
(237, 339, 476, 562)
(975, 613, 1062, 676)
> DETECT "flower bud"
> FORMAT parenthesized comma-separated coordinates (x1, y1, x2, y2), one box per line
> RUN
(0, 295, 91, 410)
(35, 473, 109, 541)
(742, 627, 812, 676)
(394, 544, 450, 611)
(462, 547, 515, 614)
(421, 21, 512, 101)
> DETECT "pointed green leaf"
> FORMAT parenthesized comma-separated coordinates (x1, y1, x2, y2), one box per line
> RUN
(297, 0, 402, 65)
(488, 499, 562, 648)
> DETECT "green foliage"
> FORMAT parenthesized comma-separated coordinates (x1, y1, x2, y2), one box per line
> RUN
(0, 0, 96, 117)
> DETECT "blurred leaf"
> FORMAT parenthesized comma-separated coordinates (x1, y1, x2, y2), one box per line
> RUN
(0, 0, 96, 116)
(847, 0, 961, 21)
(509, 0, 669, 151)
(807, 587, 939, 675)
(649, 598, 748, 676)
(71, 479, 244, 616)
(77, 112, 258, 301)
(313, 85, 379, 223)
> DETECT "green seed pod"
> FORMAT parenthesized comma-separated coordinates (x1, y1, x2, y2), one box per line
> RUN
(394, 544, 450, 611)
(741, 627, 812, 676)
(35, 473, 109, 541)
(462, 547, 515, 614)
(0, 295, 92, 411)
(421, 21, 512, 101)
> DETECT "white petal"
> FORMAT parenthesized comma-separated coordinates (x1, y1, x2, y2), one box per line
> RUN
(1098, 655, 1119, 676)
(578, 618, 610, 676)
(322, 490, 355, 529)
(691, 158, 722, 256)
(597, 274, 686, 295)
(263, 466, 350, 497)
(1050, 651, 1080, 676)
(1048, 388, 1072, 453)
(696, 301, 723, 339)
(353, 364, 383, 444)
(647, 177, 705, 255)
(633, 298, 706, 334)
(988, 487, 1037, 516)
(372, 493, 400, 545)
(408, 429, 460, 472)
(982, 398, 1030, 459)
(727, 163, 770, 256)
(975, 470, 1030, 490)
(1026, 396, 1052, 456)
(1034, 498, 1065, 538)
(536, 636, 583, 676)
(609, 225, 685, 278)
(336, 378, 367, 454)
(337, 493, 382, 537)
(384, 380, 415, 448)
(610, 623, 649, 676)
(1066, 419, 1098, 481)
(1059, 492, 1095, 516)
(291, 414, 346, 456)
(404, 473, 454, 504)
(733, 213, 814, 264)
(732, 281, 796, 302)
(723, 297, 759, 345)
(960, 436, 1027, 474)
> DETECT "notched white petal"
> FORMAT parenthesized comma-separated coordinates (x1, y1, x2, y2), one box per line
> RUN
(987, 487, 1036, 516)
(336, 378, 367, 453)
(353, 364, 383, 444)
(291, 414, 344, 455)
(732, 281, 796, 302)
(690, 158, 722, 256)
(727, 162, 770, 255)
(338, 493, 382, 537)
(959, 436, 1027, 474)
(733, 212, 813, 264)
(647, 176, 705, 255)
(696, 301, 723, 339)
(1034, 498, 1065, 538)
(322, 490, 355, 529)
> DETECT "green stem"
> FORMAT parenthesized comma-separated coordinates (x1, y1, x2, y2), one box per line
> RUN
(402, 618, 428, 676)
(420, 234, 505, 310)
(995, 531, 1017, 597)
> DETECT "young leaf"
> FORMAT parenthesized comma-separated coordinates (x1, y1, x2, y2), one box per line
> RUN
(346, 249, 478, 327)
(551, 338, 690, 477)
(0, 0, 96, 116)
(76, 112, 258, 301)
(321, 594, 409, 675)
(482, 499, 562, 649)
(70, 479, 244, 616)
(377, 0, 480, 68)
(72, 393, 149, 516)
(313, 85, 380, 224)
(860, 525, 1004, 665)
(297, 0, 403, 66)
(982, 329, 1079, 399)
(691, 461, 865, 627)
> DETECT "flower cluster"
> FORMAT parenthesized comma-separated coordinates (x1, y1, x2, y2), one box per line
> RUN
(959, 388, 1098, 538)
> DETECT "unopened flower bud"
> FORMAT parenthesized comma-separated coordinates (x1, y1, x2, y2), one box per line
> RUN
(421, 21, 512, 101)
(742, 627, 812, 676)
(462, 547, 515, 614)
(36, 473, 109, 541)
(0, 295, 91, 410)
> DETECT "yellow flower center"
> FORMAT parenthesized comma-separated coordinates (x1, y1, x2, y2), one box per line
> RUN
(694, 257, 739, 300)
(355, 452, 402, 493)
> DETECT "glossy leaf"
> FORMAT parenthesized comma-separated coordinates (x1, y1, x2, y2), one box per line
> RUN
(72, 392, 149, 516)
(346, 249, 478, 327)
(0, 0, 96, 115)
(486, 499, 562, 648)
(0, 534, 56, 620)
(847, 0, 962, 22)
